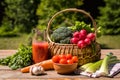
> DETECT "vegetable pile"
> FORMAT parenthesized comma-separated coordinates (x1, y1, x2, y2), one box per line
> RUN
(52, 54, 78, 64)
(0, 45, 32, 70)
(77, 52, 120, 78)
(71, 29, 95, 48)
(19, 52, 120, 78)
(51, 21, 102, 46)
(21, 59, 53, 73)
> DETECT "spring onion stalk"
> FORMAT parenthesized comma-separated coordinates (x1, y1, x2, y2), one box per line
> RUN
(91, 52, 120, 78)
(79, 60, 103, 77)
(85, 60, 103, 73)
(92, 53, 113, 77)
(99, 55, 109, 75)
(108, 56, 120, 64)
(79, 63, 93, 71)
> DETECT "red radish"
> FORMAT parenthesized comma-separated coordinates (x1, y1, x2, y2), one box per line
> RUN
(73, 31, 79, 38)
(79, 29, 87, 40)
(70, 37, 79, 44)
(87, 33, 95, 41)
(77, 40, 86, 48)
(79, 33, 86, 40)
(79, 29, 87, 36)
(84, 38, 91, 45)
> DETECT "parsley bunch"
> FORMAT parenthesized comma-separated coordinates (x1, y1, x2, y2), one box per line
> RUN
(0, 45, 32, 70)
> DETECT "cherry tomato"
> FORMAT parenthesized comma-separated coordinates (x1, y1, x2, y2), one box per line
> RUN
(67, 59, 73, 64)
(59, 54, 66, 59)
(52, 55, 60, 63)
(66, 54, 72, 60)
(72, 56, 78, 63)
(59, 58, 67, 64)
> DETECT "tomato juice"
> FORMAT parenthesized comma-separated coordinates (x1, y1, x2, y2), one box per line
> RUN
(32, 41, 48, 63)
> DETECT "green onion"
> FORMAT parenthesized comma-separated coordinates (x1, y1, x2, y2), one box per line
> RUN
(85, 60, 103, 73)
(79, 63, 93, 71)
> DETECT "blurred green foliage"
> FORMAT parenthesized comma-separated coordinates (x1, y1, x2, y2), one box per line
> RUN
(36, 0, 84, 30)
(0, 0, 120, 37)
(97, 0, 120, 35)
(0, 0, 40, 37)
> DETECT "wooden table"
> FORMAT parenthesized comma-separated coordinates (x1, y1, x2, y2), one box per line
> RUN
(0, 49, 120, 80)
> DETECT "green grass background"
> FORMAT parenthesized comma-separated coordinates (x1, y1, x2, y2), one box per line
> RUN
(0, 34, 29, 49)
(0, 34, 120, 49)
(97, 35, 120, 49)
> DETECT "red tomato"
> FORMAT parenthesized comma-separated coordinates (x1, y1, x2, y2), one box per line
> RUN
(52, 55, 60, 63)
(59, 58, 67, 64)
(59, 54, 66, 59)
(67, 59, 73, 64)
(66, 54, 72, 60)
(72, 56, 78, 63)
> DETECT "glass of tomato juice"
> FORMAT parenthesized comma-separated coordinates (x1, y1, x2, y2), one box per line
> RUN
(32, 40, 48, 63)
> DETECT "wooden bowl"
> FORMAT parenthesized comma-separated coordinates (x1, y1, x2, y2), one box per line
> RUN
(53, 63, 78, 74)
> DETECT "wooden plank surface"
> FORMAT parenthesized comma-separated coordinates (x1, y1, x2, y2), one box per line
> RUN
(0, 49, 120, 80)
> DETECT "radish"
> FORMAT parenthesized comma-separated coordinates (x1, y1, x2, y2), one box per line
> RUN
(79, 29, 87, 36)
(79, 29, 87, 40)
(87, 33, 95, 41)
(77, 40, 86, 48)
(73, 31, 79, 38)
(84, 38, 91, 45)
(70, 37, 79, 44)
(79, 33, 86, 40)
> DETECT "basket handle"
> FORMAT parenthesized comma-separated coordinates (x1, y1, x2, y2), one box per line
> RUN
(47, 8, 97, 43)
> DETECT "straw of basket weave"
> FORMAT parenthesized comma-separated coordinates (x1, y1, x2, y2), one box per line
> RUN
(46, 8, 101, 66)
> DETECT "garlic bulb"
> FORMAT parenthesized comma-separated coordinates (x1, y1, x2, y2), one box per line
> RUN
(30, 65, 45, 75)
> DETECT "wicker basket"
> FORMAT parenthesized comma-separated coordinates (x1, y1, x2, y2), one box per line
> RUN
(46, 8, 101, 66)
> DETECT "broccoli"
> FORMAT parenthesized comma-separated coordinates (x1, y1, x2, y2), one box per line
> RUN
(60, 37, 71, 44)
(51, 27, 72, 44)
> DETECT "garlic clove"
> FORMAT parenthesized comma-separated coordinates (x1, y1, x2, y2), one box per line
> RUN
(30, 65, 45, 75)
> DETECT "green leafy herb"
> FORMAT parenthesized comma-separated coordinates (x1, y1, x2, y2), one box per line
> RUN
(68, 21, 92, 33)
(68, 21, 103, 38)
(0, 45, 32, 70)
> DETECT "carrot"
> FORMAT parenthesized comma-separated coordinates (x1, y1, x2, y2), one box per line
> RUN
(21, 59, 54, 73)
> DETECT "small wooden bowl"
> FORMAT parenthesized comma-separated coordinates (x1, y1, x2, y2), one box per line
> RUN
(53, 63, 78, 74)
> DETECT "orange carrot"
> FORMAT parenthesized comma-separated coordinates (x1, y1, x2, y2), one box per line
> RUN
(21, 59, 54, 73)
